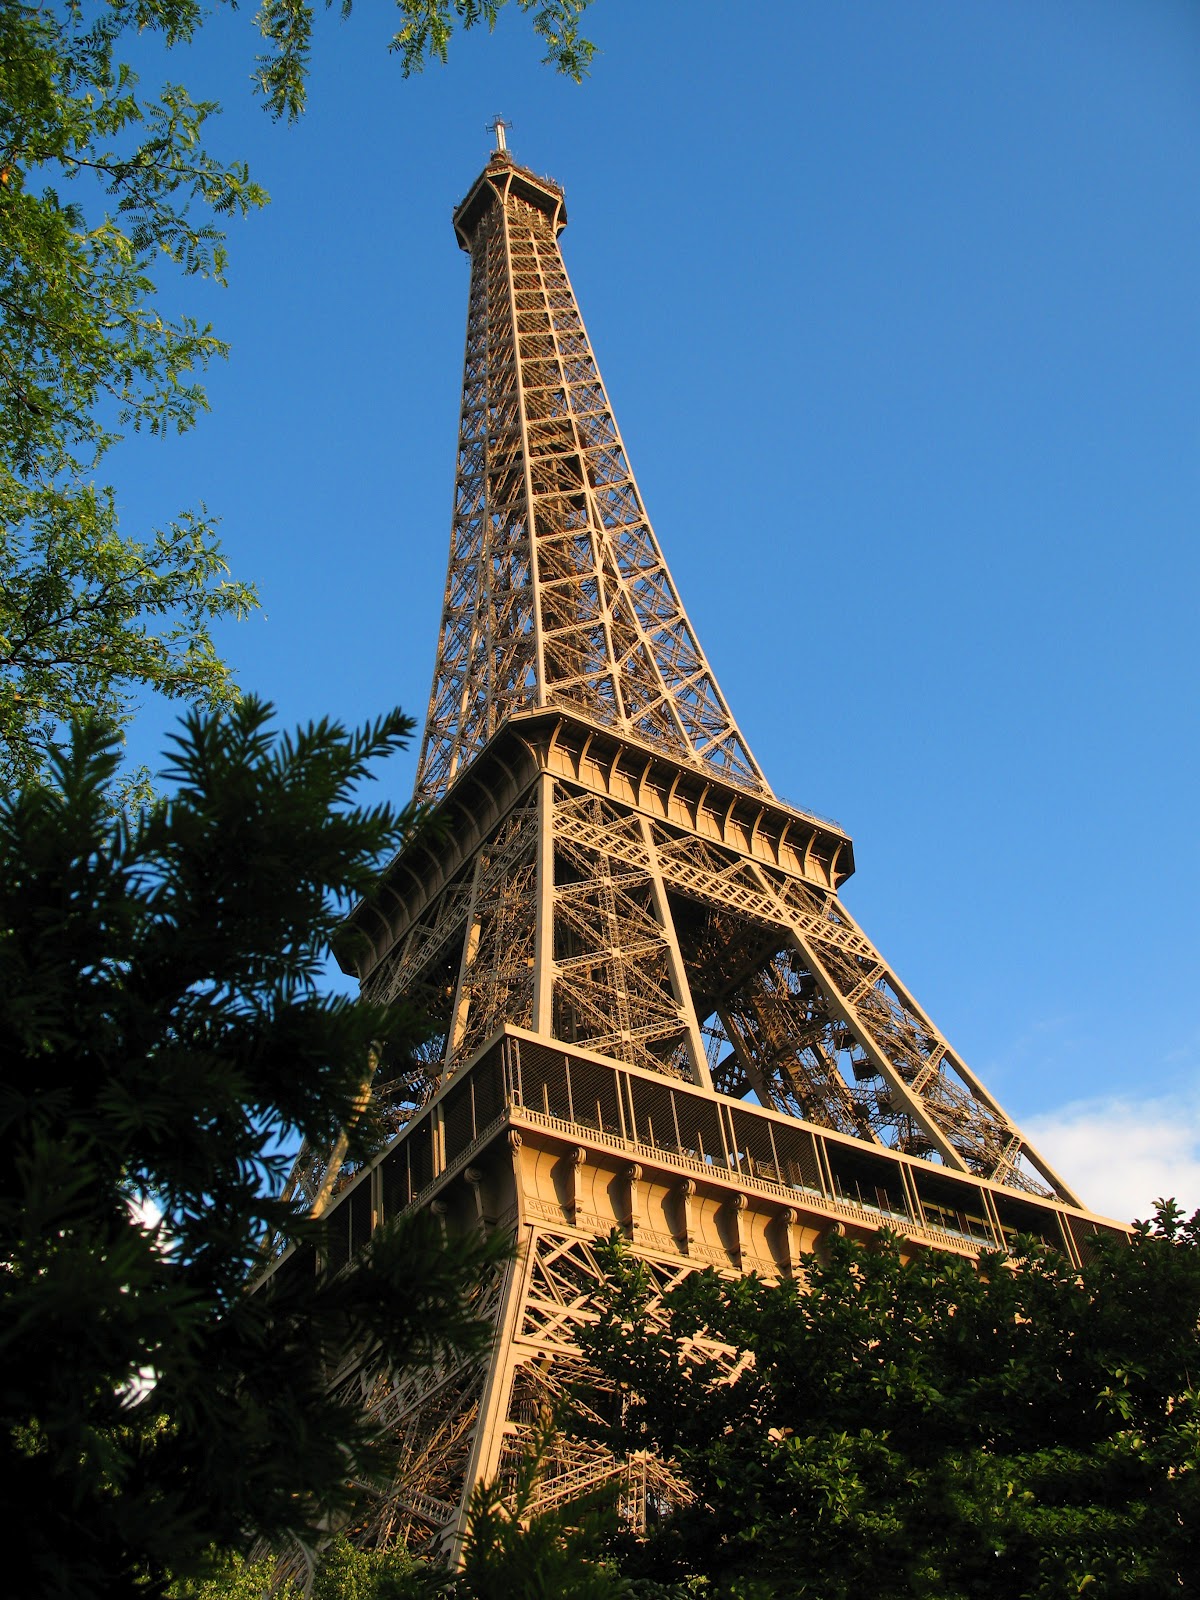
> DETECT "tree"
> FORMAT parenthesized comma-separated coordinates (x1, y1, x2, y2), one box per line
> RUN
(0, 701, 508, 1598)
(456, 1418, 631, 1600)
(0, 481, 258, 793)
(577, 1216, 1200, 1599)
(0, 0, 266, 786)
(254, 0, 597, 123)
(171, 1536, 434, 1600)
(0, 0, 594, 788)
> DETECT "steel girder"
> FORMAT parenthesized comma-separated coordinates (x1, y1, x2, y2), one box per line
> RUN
(266, 147, 1107, 1569)
(415, 153, 764, 805)
(347, 770, 1078, 1205)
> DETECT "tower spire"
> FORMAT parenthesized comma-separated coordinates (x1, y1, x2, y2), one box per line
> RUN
(485, 114, 510, 153)
(415, 151, 766, 806)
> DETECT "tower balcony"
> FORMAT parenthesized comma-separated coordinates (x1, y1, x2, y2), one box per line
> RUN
(453, 152, 567, 251)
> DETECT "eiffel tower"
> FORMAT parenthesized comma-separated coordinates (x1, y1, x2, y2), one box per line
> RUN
(267, 132, 1126, 1563)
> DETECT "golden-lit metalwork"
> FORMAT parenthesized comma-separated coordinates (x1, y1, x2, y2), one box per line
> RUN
(415, 152, 765, 805)
(265, 143, 1126, 1568)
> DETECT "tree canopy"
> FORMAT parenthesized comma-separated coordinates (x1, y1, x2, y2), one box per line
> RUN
(0, 0, 264, 786)
(575, 1216, 1200, 1598)
(0, 702, 508, 1598)
(175, 1433, 633, 1600)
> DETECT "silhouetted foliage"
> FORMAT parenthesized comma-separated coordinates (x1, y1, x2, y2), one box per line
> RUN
(0, 704, 507, 1598)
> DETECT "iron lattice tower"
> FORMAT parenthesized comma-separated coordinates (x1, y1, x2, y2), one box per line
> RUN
(268, 144, 1125, 1564)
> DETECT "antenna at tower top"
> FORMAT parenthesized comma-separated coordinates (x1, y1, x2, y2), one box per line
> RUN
(486, 115, 510, 153)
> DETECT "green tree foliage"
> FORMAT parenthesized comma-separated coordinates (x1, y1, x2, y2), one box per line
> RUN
(182, 1534, 436, 1600)
(0, 0, 265, 786)
(577, 1217, 1200, 1599)
(308, 1536, 436, 1600)
(0, 702, 508, 1599)
(255, 0, 596, 122)
(0, 0, 593, 787)
(172, 1551, 302, 1600)
(0, 482, 258, 792)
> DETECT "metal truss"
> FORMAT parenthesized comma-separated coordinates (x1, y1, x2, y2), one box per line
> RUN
(549, 790, 699, 1081)
(268, 142, 1103, 1570)
(455, 1226, 702, 1550)
(267, 1029, 1123, 1572)
(415, 151, 765, 805)
(262, 1223, 702, 1571)
(259, 1251, 508, 1586)
(324, 148, 1079, 1205)
(298, 772, 1074, 1209)
(445, 796, 540, 1069)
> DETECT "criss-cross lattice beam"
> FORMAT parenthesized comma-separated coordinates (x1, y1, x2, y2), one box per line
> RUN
(550, 786, 1077, 1201)
(415, 154, 765, 804)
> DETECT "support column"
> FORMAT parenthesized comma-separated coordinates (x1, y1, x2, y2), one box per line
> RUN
(637, 816, 712, 1089)
(446, 855, 486, 1073)
(533, 772, 556, 1035)
(445, 1139, 537, 1568)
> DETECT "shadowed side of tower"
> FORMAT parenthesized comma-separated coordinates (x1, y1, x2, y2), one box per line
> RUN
(261, 146, 1129, 1566)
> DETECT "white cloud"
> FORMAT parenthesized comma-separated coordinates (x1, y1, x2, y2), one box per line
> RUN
(1027, 1096, 1200, 1225)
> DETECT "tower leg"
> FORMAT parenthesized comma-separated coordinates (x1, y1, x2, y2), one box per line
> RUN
(443, 1216, 537, 1565)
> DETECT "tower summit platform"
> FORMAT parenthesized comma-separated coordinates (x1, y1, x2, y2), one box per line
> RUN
(452, 146, 566, 251)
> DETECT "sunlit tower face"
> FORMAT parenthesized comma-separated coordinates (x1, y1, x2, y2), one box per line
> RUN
(265, 149, 1120, 1570)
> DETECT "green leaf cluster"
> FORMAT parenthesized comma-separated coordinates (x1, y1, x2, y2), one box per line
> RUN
(252, 0, 598, 123)
(0, 1, 266, 477)
(173, 1538, 437, 1600)
(183, 1431, 632, 1599)
(0, 702, 508, 1598)
(1, 0, 593, 787)
(0, 0, 267, 786)
(577, 1218, 1200, 1598)
(255, 0, 595, 124)
(384, 0, 596, 86)
(0, 479, 257, 789)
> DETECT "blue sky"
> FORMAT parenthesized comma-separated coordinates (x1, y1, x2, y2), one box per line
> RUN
(112, 0, 1200, 1220)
